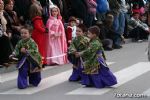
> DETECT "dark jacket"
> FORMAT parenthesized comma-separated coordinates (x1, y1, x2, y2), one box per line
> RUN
(108, 0, 121, 16)
(69, 0, 88, 24)
(14, 0, 31, 21)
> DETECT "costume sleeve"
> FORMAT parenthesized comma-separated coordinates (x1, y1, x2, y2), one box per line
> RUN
(34, 19, 46, 33)
(81, 41, 100, 58)
(27, 40, 39, 55)
(46, 19, 55, 36)
(80, 39, 106, 60)
(57, 20, 65, 36)
(68, 39, 76, 54)
(66, 27, 72, 42)
(13, 40, 21, 57)
(27, 40, 42, 65)
(139, 21, 149, 31)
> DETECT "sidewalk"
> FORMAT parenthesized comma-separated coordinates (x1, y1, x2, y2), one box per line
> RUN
(0, 64, 16, 74)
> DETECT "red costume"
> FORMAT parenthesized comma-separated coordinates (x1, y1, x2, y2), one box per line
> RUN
(32, 16, 48, 64)
(66, 26, 72, 46)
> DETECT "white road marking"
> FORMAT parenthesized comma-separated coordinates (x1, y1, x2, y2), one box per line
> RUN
(67, 62, 150, 95)
(143, 88, 150, 97)
(0, 70, 72, 94)
(0, 62, 115, 94)
(0, 62, 114, 83)
(106, 62, 115, 65)
(0, 66, 54, 83)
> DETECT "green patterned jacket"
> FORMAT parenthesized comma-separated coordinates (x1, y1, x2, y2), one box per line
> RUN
(68, 35, 90, 54)
(80, 37, 106, 74)
(13, 38, 42, 68)
(68, 35, 90, 68)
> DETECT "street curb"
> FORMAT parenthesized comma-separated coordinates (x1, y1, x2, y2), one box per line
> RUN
(0, 64, 16, 74)
(124, 38, 132, 44)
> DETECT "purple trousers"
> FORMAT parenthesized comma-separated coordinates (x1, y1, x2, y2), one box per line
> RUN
(17, 61, 41, 89)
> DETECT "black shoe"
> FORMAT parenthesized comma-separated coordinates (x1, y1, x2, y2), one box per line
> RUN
(42, 64, 47, 68)
(2, 63, 10, 68)
(104, 47, 113, 51)
(114, 45, 122, 49)
(0, 65, 3, 68)
(85, 85, 93, 87)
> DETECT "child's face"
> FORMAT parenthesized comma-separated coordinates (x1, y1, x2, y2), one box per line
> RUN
(70, 21, 76, 27)
(87, 31, 95, 39)
(133, 14, 140, 20)
(21, 29, 30, 40)
(51, 8, 58, 17)
(76, 27, 83, 37)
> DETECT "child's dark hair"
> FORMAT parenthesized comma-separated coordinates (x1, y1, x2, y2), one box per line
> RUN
(88, 26, 100, 36)
(20, 24, 33, 34)
(77, 24, 87, 33)
(68, 16, 76, 22)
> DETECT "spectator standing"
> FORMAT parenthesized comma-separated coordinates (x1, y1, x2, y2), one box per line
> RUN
(14, 0, 31, 24)
(117, 0, 128, 43)
(97, 13, 115, 50)
(69, 0, 88, 27)
(96, 0, 110, 22)
(84, 0, 97, 27)
(14, 0, 44, 25)
(108, 0, 123, 49)
(37, 0, 50, 24)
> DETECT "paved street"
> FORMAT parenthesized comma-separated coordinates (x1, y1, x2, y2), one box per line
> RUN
(0, 41, 150, 100)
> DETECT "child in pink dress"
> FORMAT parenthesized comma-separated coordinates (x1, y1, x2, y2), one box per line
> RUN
(46, 5, 68, 65)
